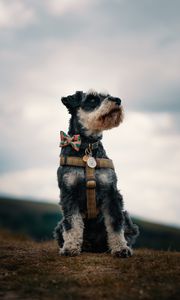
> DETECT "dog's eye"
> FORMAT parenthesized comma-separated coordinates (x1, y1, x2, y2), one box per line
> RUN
(81, 94, 101, 111)
(89, 95, 100, 103)
(90, 96, 100, 107)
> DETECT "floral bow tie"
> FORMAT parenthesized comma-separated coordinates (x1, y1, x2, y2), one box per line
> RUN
(60, 131, 81, 151)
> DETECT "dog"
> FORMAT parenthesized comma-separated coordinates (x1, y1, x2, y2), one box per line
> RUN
(54, 90, 139, 257)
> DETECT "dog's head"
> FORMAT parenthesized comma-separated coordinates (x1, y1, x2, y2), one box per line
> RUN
(61, 90, 124, 135)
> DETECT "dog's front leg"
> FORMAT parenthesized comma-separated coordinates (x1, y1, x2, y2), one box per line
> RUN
(59, 212, 84, 256)
(102, 202, 133, 258)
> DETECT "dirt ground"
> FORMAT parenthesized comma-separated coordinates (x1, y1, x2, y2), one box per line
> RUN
(0, 230, 180, 300)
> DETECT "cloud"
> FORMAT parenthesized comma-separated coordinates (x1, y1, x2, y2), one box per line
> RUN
(0, 34, 180, 116)
(0, 167, 58, 201)
(100, 0, 180, 32)
(44, 0, 96, 16)
(0, 0, 36, 29)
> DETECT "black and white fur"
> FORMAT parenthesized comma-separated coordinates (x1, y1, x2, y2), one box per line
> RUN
(54, 90, 139, 257)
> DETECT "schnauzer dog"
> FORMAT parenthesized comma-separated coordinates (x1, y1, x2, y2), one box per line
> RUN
(54, 90, 139, 257)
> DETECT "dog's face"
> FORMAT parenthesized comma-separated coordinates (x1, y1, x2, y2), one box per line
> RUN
(61, 90, 124, 135)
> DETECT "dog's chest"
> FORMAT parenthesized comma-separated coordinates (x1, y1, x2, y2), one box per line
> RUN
(62, 167, 115, 187)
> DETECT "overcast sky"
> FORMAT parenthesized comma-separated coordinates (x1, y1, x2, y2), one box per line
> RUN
(0, 0, 180, 226)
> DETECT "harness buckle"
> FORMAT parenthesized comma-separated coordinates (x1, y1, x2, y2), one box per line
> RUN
(86, 178, 96, 189)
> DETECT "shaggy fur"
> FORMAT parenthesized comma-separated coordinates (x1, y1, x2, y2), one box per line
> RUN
(78, 100, 124, 133)
(54, 90, 139, 257)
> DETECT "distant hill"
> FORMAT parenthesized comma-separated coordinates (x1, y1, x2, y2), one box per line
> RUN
(0, 196, 180, 250)
(0, 197, 61, 240)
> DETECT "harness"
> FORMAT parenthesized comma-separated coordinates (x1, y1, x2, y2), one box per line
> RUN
(60, 156, 114, 219)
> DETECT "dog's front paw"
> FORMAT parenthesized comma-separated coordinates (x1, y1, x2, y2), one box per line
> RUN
(59, 247, 81, 257)
(112, 246, 133, 258)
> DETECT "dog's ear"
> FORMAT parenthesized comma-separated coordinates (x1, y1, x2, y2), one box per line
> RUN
(61, 91, 83, 113)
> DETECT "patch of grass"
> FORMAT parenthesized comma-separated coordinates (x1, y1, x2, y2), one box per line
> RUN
(0, 229, 180, 300)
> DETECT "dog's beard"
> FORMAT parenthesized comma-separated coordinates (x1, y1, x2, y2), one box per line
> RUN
(97, 107, 123, 130)
(78, 100, 124, 134)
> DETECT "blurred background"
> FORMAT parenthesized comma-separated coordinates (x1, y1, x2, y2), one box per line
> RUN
(0, 0, 180, 249)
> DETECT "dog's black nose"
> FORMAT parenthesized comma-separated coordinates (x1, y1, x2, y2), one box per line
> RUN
(114, 97, 121, 105)
(108, 96, 121, 105)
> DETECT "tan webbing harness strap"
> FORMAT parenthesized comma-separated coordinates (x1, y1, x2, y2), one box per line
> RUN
(86, 165, 97, 219)
(60, 156, 114, 169)
(59, 156, 114, 220)
(97, 158, 114, 169)
(60, 156, 86, 167)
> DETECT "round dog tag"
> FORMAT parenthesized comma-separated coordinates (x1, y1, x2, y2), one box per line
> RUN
(87, 157, 97, 168)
